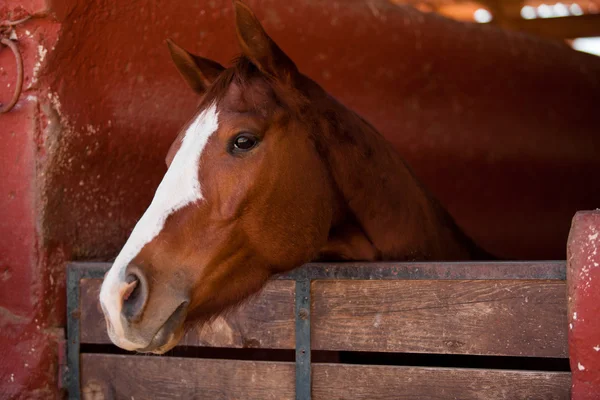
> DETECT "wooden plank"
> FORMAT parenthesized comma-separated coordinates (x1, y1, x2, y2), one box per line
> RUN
(80, 354, 571, 399)
(70, 260, 567, 282)
(79, 278, 295, 349)
(282, 261, 566, 280)
(80, 354, 294, 400)
(312, 363, 571, 400)
(312, 280, 568, 357)
(80, 278, 567, 357)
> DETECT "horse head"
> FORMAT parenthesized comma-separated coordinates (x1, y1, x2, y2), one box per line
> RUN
(100, 0, 349, 353)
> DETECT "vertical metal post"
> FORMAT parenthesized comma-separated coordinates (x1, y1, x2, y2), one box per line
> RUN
(65, 267, 81, 400)
(295, 277, 311, 400)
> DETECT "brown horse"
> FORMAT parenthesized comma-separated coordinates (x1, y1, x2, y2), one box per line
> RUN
(99, 0, 492, 354)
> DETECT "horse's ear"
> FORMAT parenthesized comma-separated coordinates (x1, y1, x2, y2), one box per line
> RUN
(166, 39, 225, 94)
(233, 0, 297, 82)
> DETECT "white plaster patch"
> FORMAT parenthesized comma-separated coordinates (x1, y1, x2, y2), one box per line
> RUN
(47, 92, 65, 122)
(578, 363, 585, 371)
(589, 232, 598, 241)
(593, 345, 600, 352)
(30, 45, 48, 87)
(573, 312, 577, 320)
(99, 103, 219, 349)
(38, 44, 47, 60)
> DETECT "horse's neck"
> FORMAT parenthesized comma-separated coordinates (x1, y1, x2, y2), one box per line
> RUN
(318, 102, 487, 261)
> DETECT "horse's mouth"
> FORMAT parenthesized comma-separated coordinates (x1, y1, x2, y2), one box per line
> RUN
(137, 301, 188, 354)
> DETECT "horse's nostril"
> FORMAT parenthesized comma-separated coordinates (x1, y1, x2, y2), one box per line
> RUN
(122, 270, 148, 323)
(123, 274, 140, 301)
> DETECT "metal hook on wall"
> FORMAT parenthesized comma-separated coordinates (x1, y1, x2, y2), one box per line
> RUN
(0, 16, 31, 114)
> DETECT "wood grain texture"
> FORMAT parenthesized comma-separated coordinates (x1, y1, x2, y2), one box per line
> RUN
(312, 363, 571, 400)
(80, 354, 571, 400)
(80, 278, 567, 357)
(79, 278, 295, 349)
(80, 354, 294, 400)
(312, 280, 568, 357)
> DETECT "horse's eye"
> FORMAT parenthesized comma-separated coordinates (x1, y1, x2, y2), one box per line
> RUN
(232, 133, 258, 152)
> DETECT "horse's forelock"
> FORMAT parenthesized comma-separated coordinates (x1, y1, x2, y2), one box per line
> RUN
(198, 55, 307, 117)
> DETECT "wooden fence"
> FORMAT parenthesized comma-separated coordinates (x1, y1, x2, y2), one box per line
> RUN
(66, 261, 570, 399)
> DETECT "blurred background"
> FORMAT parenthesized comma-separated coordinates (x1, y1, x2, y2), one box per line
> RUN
(397, 0, 600, 55)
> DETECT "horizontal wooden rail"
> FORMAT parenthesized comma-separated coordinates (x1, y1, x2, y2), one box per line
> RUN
(75, 262, 568, 357)
(69, 260, 568, 281)
(81, 354, 571, 399)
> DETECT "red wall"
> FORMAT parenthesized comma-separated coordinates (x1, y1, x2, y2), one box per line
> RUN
(40, 0, 600, 263)
(1, 0, 599, 397)
(1, 1, 63, 398)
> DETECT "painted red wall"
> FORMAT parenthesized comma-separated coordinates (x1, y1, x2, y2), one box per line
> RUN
(0, 2, 63, 398)
(1, 0, 599, 398)
(39, 0, 600, 264)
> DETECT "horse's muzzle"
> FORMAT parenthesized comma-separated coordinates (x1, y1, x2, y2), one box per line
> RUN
(100, 262, 190, 353)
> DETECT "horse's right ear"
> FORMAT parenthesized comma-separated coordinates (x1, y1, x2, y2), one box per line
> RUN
(166, 39, 225, 94)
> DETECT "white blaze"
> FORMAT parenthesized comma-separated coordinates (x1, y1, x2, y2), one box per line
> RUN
(99, 103, 219, 348)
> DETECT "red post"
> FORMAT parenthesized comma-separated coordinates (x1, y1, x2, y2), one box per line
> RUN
(568, 211, 600, 400)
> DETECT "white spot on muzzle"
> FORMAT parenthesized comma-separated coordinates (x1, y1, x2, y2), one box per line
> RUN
(99, 103, 219, 349)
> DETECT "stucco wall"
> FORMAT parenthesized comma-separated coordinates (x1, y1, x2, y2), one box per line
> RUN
(39, 0, 600, 263)
(1, 1, 63, 398)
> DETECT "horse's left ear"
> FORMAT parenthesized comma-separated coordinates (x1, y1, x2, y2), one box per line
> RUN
(233, 0, 297, 82)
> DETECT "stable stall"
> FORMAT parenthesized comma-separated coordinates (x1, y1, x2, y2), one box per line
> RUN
(1, 0, 600, 398)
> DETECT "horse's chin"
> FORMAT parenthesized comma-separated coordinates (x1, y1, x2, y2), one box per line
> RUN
(135, 302, 188, 354)
(145, 330, 184, 354)
(140, 325, 185, 354)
